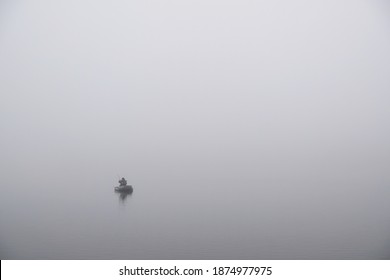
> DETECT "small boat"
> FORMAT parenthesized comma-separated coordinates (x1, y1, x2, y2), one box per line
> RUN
(114, 185, 134, 193)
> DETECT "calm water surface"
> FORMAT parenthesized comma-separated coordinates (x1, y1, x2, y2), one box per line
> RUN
(1, 156, 390, 259)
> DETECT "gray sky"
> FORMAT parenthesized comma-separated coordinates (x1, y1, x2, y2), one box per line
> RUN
(1, 0, 390, 181)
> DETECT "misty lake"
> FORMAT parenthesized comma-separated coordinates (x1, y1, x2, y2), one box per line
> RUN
(1, 149, 390, 259)
(1, 0, 390, 259)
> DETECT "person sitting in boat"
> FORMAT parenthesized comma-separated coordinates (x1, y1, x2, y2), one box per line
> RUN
(119, 177, 127, 186)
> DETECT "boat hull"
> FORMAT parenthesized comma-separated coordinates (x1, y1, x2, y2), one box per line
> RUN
(114, 185, 133, 193)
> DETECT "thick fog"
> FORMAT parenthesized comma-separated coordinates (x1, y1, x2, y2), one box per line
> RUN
(1, 0, 390, 259)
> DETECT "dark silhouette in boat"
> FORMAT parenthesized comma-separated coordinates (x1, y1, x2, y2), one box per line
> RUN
(115, 177, 133, 193)
(119, 177, 127, 186)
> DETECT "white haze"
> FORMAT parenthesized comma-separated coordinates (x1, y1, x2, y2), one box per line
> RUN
(1, 0, 390, 259)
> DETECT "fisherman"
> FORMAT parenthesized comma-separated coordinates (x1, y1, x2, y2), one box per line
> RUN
(119, 177, 127, 186)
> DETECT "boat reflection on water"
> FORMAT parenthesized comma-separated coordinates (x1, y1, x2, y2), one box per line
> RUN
(114, 185, 134, 203)
(117, 191, 132, 202)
